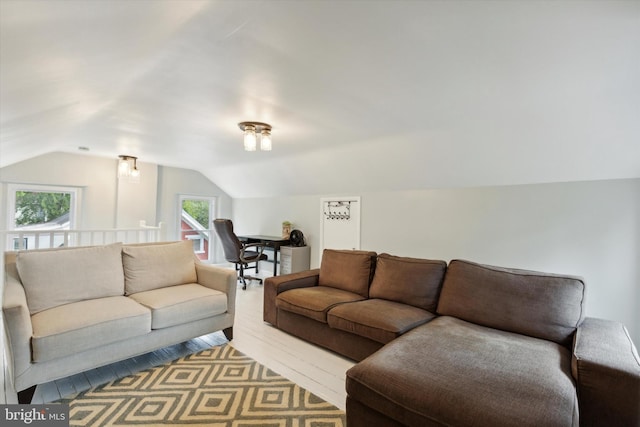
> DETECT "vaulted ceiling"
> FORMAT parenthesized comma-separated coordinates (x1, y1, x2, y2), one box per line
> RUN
(1, 0, 638, 197)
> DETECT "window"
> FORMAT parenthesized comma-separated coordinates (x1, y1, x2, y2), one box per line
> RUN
(186, 234, 205, 253)
(7, 184, 81, 249)
(178, 196, 216, 262)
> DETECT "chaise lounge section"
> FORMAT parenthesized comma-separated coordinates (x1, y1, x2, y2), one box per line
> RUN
(264, 249, 640, 427)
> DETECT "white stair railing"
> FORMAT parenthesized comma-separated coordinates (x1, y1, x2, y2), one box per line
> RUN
(1, 222, 164, 251)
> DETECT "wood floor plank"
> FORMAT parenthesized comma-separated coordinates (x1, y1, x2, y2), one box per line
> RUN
(86, 363, 122, 389)
(54, 376, 76, 398)
(109, 358, 134, 379)
(81, 368, 101, 388)
(36, 380, 60, 404)
(62, 373, 91, 395)
(129, 354, 155, 372)
(121, 355, 144, 377)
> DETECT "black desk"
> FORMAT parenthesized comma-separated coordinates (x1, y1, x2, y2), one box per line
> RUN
(237, 235, 290, 277)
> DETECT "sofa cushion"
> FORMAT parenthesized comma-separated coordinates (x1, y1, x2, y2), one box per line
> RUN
(16, 243, 124, 314)
(318, 249, 376, 298)
(129, 283, 227, 329)
(31, 296, 151, 362)
(346, 316, 579, 427)
(437, 259, 586, 348)
(276, 286, 365, 323)
(122, 240, 198, 295)
(328, 299, 436, 344)
(369, 254, 446, 312)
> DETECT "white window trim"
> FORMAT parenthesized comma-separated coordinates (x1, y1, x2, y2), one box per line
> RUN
(185, 234, 205, 254)
(178, 195, 217, 262)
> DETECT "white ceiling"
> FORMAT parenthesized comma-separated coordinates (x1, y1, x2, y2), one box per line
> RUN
(1, 0, 638, 198)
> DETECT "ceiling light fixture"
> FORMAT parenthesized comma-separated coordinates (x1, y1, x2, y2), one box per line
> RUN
(238, 121, 272, 151)
(118, 155, 140, 183)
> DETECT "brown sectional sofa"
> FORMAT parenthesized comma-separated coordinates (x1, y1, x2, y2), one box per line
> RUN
(263, 249, 640, 427)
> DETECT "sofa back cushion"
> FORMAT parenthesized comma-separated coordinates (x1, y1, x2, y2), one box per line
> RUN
(318, 249, 377, 298)
(16, 243, 124, 314)
(369, 254, 447, 312)
(437, 259, 586, 347)
(122, 240, 197, 295)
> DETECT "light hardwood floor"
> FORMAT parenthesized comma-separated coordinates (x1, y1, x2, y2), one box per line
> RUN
(3, 267, 355, 410)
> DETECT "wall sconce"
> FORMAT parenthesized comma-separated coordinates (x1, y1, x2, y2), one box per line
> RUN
(238, 121, 272, 151)
(118, 155, 140, 183)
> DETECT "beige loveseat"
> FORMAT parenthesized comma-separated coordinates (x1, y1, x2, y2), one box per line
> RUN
(3, 240, 236, 403)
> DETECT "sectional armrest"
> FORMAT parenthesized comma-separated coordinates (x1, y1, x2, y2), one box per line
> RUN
(572, 317, 640, 427)
(195, 263, 237, 317)
(2, 275, 33, 380)
(263, 269, 320, 325)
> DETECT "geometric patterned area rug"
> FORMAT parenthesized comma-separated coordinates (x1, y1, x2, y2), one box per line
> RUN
(57, 345, 345, 426)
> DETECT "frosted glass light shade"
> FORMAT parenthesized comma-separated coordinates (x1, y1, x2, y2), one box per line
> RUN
(243, 126, 257, 151)
(238, 121, 271, 151)
(260, 130, 272, 151)
(118, 155, 141, 182)
(129, 167, 141, 183)
(118, 159, 131, 178)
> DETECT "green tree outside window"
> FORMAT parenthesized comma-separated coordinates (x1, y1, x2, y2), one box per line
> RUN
(182, 199, 210, 228)
(15, 191, 71, 226)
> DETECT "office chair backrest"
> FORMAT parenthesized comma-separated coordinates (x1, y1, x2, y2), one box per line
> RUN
(213, 219, 242, 263)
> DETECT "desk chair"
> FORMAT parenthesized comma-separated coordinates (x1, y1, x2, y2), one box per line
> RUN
(213, 219, 267, 290)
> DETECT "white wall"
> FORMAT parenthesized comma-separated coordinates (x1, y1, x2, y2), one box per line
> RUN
(115, 161, 158, 228)
(0, 153, 233, 262)
(0, 152, 123, 229)
(233, 178, 640, 345)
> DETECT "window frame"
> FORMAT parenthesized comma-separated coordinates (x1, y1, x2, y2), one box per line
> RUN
(7, 183, 81, 230)
(177, 195, 217, 262)
(185, 233, 205, 254)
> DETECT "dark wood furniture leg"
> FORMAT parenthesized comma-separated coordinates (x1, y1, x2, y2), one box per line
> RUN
(272, 246, 278, 276)
(18, 385, 37, 404)
(223, 327, 233, 341)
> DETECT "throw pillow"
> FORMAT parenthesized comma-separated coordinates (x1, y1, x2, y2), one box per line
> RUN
(318, 249, 377, 298)
(16, 242, 124, 314)
(369, 253, 447, 312)
(437, 259, 586, 348)
(122, 240, 198, 295)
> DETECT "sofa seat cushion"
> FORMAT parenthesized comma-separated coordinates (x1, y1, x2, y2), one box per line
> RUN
(129, 283, 227, 329)
(276, 286, 365, 323)
(31, 296, 151, 363)
(346, 316, 578, 427)
(328, 299, 436, 344)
